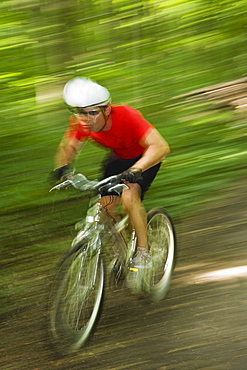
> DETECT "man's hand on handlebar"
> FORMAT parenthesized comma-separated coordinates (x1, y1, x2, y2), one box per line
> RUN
(48, 164, 75, 185)
(121, 168, 142, 183)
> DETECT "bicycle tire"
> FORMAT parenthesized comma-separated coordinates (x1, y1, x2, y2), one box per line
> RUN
(49, 242, 104, 354)
(145, 207, 176, 302)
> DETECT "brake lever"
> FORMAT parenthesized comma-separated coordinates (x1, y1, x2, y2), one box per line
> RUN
(107, 183, 129, 196)
(49, 179, 72, 192)
(93, 175, 120, 190)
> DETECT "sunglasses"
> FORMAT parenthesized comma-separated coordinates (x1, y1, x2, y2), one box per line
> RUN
(68, 107, 102, 116)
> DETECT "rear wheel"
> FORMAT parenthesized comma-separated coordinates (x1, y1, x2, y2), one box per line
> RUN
(49, 243, 104, 354)
(145, 208, 176, 302)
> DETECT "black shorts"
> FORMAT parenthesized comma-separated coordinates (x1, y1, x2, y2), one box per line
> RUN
(101, 153, 161, 199)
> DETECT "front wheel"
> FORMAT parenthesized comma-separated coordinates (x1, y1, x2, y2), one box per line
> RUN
(145, 208, 176, 302)
(49, 243, 104, 354)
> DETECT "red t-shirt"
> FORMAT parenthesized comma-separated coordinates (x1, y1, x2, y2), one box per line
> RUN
(66, 106, 153, 159)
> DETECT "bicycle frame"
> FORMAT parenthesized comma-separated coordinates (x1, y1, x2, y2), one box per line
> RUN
(72, 203, 104, 249)
(72, 197, 137, 277)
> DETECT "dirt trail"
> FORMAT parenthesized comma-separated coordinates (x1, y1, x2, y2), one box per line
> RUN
(1, 177, 247, 370)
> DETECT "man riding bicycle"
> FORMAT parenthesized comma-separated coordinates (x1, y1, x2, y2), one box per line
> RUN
(50, 77, 170, 269)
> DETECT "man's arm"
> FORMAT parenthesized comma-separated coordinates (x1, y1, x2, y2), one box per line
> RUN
(48, 136, 84, 184)
(131, 128, 170, 172)
(55, 136, 84, 168)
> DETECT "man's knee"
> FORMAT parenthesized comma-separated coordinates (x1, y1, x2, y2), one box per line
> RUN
(121, 184, 142, 210)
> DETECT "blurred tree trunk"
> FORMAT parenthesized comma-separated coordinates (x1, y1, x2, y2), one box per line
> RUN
(32, 0, 81, 105)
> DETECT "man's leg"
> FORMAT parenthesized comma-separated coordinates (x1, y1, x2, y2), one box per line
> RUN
(100, 153, 161, 248)
(121, 183, 147, 249)
(99, 186, 147, 249)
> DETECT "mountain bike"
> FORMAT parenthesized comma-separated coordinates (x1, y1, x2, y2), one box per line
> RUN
(48, 173, 176, 354)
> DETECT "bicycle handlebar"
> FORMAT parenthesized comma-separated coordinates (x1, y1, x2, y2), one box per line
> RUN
(49, 173, 128, 196)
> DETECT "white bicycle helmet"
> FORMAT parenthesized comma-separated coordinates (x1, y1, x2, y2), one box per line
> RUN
(63, 77, 111, 108)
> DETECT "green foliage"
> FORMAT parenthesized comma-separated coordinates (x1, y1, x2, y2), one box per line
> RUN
(1, 0, 247, 220)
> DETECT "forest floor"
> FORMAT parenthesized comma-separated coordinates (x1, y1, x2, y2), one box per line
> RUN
(1, 176, 247, 370)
